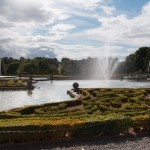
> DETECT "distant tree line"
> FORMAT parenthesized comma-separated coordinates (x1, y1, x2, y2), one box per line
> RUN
(0, 47, 150, 75)
(1, 57, 59, 75)
(118, 47, 150, 74)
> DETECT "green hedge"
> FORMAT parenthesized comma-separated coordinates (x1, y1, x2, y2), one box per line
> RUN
(0, 115, 132, 143)
(72, 116, 132, 138)
(0, 88, 149, 143)
(132, 115, 150, 132)
(80, 90, 90, 100)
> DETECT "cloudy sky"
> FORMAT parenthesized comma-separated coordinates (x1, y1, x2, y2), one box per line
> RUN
(0, 0, 150, 60)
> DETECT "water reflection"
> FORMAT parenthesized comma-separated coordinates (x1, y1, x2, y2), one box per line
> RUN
(27, 89, 33, 96)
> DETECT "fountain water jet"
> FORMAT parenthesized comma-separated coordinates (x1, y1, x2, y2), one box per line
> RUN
(93, 57, 119, 80)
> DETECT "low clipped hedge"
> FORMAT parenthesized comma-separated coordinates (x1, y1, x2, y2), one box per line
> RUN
(11, 100, 82, 115)
(0, 88, 149, 143)
(0, 115, 132, 143)
(0, 79, 27, 87)
(72, 117, 132, 138)
(80, 89, 90, 100)
(0, 125, 69, 143)
(132, 115, 150, 132)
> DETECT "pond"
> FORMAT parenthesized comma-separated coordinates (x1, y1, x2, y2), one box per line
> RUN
(0, 79, 150, 111)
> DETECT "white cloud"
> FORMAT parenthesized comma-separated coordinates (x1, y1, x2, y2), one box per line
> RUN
(63, 0, 101, 9)
(51, 23, 75, 32)
(0, 0, 149, 60)
(50, 43, 127, 60)
(48, 23, 76, 40)
(87, 2, 150, 48)
(100, 6, 116, 15)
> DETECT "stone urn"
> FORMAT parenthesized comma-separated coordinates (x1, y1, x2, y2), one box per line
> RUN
(72, 82, 79, 92)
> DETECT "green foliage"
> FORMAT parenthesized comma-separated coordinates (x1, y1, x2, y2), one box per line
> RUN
(66, 100, 82, 107)
(37, 58, 59, 74)
(123, 47, 150, 73)
(132, 115, 149, 132)
(18, 60, 39, 75)
(0, 88, 149, 143)
(98, 104, 109, 112)
(7, 62, 20, 74)
(72, 115, 132, 138)
(1, 47, 150, 75)
(1, 57, 59, 75)
(0, 79, 27, 87)
(80, 90, 90, 100)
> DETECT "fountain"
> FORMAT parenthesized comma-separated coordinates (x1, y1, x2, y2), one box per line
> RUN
(93, 57, 119, 80)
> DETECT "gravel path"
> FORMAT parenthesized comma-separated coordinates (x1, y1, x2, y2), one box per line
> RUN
(0, 135, 149, 150)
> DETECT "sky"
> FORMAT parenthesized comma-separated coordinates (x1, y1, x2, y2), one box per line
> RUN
(0, 0, 150, 61)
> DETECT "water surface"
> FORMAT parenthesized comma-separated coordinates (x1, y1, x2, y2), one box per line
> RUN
(0, 80, 149, 111)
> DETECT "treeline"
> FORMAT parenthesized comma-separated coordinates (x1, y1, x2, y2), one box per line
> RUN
(0, 47, 150, 75)
(118, 47, 150, 74)
(0, 57, 99, 76)
(1, 57, 59, 75)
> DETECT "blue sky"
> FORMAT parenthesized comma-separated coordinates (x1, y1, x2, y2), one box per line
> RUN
(114, 0, 148, 13)
(0, 0, 150, 61)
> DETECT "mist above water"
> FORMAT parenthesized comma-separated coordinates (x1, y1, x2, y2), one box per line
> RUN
(92, 57, 119, 80)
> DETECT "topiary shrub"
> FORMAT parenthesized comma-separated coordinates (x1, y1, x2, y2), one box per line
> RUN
(81, 90, 90, 100)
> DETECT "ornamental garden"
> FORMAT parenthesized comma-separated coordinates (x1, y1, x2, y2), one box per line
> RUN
(0, 88, 149, 143)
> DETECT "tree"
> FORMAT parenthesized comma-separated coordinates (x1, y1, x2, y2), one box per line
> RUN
(36, 58, 59, 74)
(122, 47, 150, 74)
(1, 59, 7, 75)
(7, 62, 20, 74)
(18, 60, 39, 75)
(134, 47, 149, 72)
(144, 49, 150, 72)
(125, 54, 137, 73)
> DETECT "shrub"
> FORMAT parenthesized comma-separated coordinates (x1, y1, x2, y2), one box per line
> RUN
(81, 90, 90, 100)
(132, 115, 149, 132)
(115, 94, 128, 103)
(0, 88, 149, 143)
(0, 112, 21, 119)
(66, 100, 82, 107)
(122, 103, 132, 110)
(144, 98, 150, 105)
(87, 105, 98, 114)
(34, 108, 45, 114)
(14, 106, 40, 115)
(58, 103, 67, 110)
(111, 100, 122, 108)
(128, 97, 139, 103)
(72, 116, 132, 138)
(92, 91, 99, 97)
(98, 104, 109, 112)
